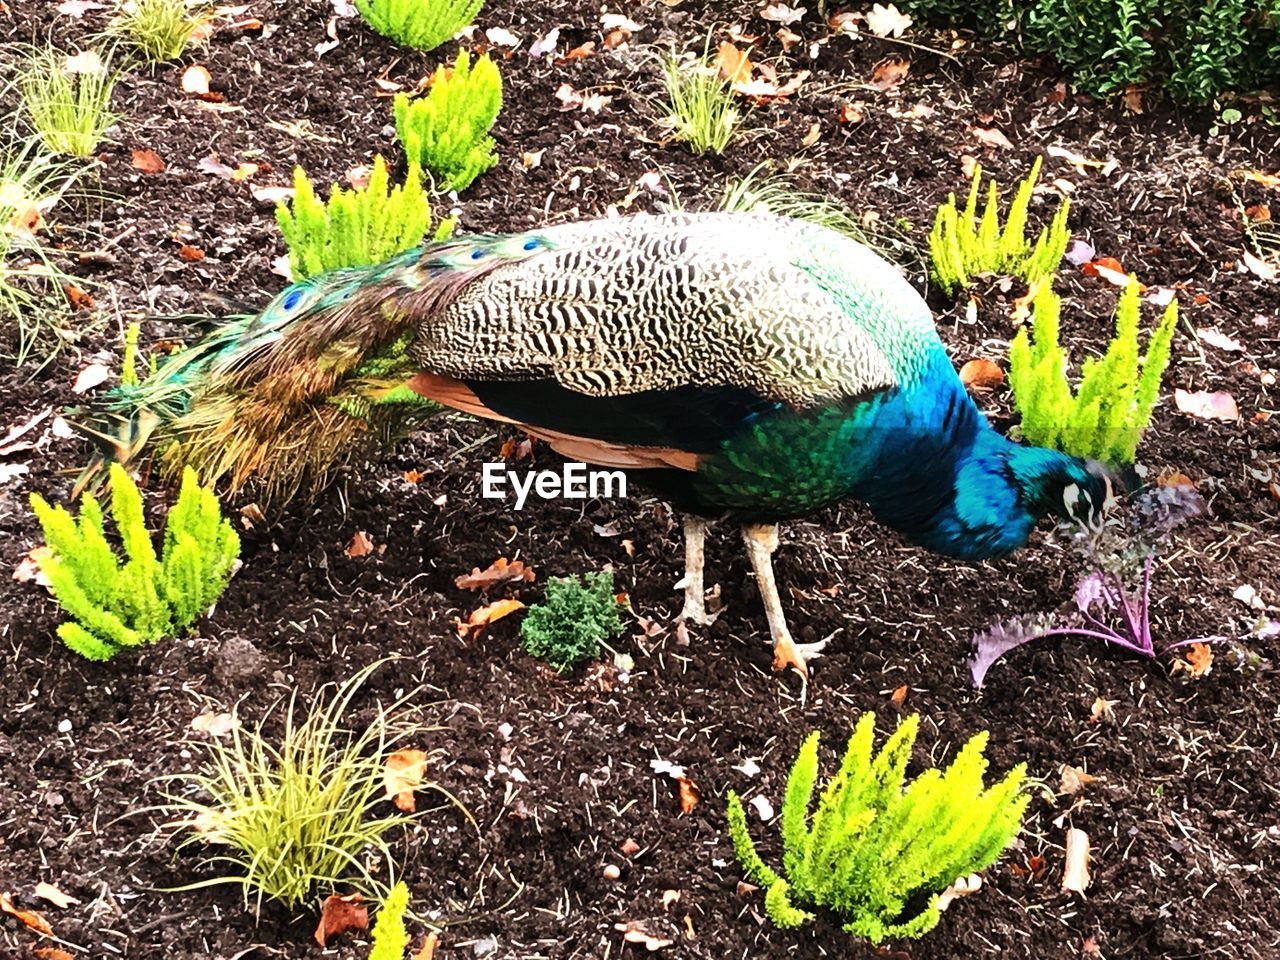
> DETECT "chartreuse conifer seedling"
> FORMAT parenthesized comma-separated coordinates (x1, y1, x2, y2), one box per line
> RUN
(726, 713, 1029, 943)
(369, 880, 411, 960)
(394, 50, 502, 193)
(30, 462, 239, 660)
(929, 157, 1070, 296)
(356, 0, 482, 52)
(276, 155, 453, 280)
(1008, 277, 1178, 463)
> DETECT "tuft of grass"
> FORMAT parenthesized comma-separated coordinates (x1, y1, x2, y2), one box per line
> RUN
(20, 46, 121, 158)
(163, 662, 450, 912)
(356, 0, 483, 52)
(0, 137, 78, 365)
(719, 164, 871, 244)
(661, 47, 740, 155)
(115, 0, 211, 62)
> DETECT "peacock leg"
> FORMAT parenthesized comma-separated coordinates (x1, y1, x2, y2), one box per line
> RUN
(742, 523, 828, 679)
(679, 516, 713, 625)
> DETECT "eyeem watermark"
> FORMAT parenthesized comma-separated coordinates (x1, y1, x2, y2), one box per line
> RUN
(481, 462, 627, 510)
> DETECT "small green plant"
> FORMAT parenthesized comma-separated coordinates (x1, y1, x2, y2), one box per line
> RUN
(520, 571, 624, 674)
(165, 662, 441, 911)
(356, 0, 482, 51)
(726, 713, 1029, 943)
(369, 881, 411, 960)
(20, 46, 121, 158)
(661, 47, 741, 155)
(276, 156, 451, 280)
(929, 156, 1070, 296)
(115, 0, 210, 62)
(1008, 278, 1178, 463)
(393, 50, 502, 193)
(30, 462, 239, 660)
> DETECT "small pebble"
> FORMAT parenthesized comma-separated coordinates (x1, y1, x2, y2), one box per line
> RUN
(603, 864, 621, 880)
(57, 719, 72, 733)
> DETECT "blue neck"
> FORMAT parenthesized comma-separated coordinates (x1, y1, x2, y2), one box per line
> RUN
(850, 351, 1082, 560)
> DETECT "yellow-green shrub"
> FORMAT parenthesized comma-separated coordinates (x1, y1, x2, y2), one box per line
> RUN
(929, 156, 1069, 296)
(393, 50, 501, 193)
(30, 462, 239, 659)
(356, 0, 482, 52)
(726, 713, 1028, 943)
(369, 881, 412, 960)
(1008, 278, 1177, 463)
(276, 156, 452, 280)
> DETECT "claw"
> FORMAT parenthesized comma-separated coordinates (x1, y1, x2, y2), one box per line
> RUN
(771, 633, 829, 680)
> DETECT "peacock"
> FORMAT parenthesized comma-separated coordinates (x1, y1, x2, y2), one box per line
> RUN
(78, 212, 1121, 677)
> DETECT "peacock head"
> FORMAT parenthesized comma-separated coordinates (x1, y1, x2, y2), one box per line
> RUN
(1014, 450, 1134, 533)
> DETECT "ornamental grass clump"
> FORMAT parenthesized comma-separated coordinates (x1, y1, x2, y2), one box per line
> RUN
(115, 0, 210, 62)
(661, 48, 740, 155)
(356, 0, 482, 52)
(520, 571, 624, 674)
(393, 50, 502, 193)
(165, 662, 439, 911)
(726, 712, 1029, 943)
(929, 156, 1070, 296)
(19, 46, 120, 158)
(1008, 278, 1177, 463)
(30, 462, 239, 660)
(275, 155, 451, 280)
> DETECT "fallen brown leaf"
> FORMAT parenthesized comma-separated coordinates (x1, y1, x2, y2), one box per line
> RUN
(889, 684, 908, 707)
(345, 530, 375, 558)
(615, 921, 674, 951)
(383, 748, 430, 812)
(130, 148, 165, 173)
(34, 948, 74, 960)
(1058, 764, 1096, 795)
(412, 931, 439, 960)
(838, 101, 864, 123)
(177, 243, 205, 261)
(677, 776, 701, 814)
(959, 358, 1004, 390)
(454, 557, 535, 591)
(315, 893, 367, 947)
(869, 56, 910, 91)
(32, 883, 78, 910)
(403, 469, 423, 484)
(72, 362, 110, 393)
(1177, 642, 1214, 678)
(971, 125, 1014, 150)
(13, 547, 53, 587)
(455, 598, 525, 639)
(0, 891, 53, 936)
(65, 283, 95, 311)
(715, 41, 753, 85)
(557, 41, 595, 63)
(190, 711, 236, 737)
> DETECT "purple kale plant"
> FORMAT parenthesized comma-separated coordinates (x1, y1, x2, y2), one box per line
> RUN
(969, 481, 1212, 688)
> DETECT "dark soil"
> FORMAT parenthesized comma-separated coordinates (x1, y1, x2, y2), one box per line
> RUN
(2, 1, 1279, 958)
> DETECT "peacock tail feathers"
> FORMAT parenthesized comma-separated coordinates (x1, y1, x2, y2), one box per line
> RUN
(74, 234, 547, 501)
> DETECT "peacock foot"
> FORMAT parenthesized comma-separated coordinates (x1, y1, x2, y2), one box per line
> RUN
(771, 632, 829, 680)
(679, 594, 715, 626)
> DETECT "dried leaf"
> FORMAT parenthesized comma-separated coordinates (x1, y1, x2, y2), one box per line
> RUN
(455, 598, 526, 639)
(181, 64, 212, 95)
(412, 931, 439, 960)
(760, 2, 805, 23)
(197, 153, 236, 179)
(557, 41, 595, 63)
(455, 557, 535, 591)
(34, 948, 74, 960)
(130, 148, 165, 174)
(1081, 256, 1132, 288)
(32, 883, 78, 909)
(0, 892, 53, 936)
(1241, 250, 1277, 280)
(314, 893, 367, 947)
(345, 530, 375, 558)
(64, 283, 95, 310)
(676, 776, 701, 814)
(177, 243, 205, 261)
(1045, 144, 1118, 176)
(615, 921, 674, 951)
(600, 13, 642, 32)
(1061, 828, 1091, 893)
(889, 684, 908, 707)
(383, 748, 429, 812)
(190, 711, 236, 737)
(869, 56, 910, 91)
(971, 126, 1014, 150)
(715, 41, 753, 85)
(1178, 642, 1214, 678)
(864, 3, 911, 37)
(838, 101, 864, 124)
(1089, 697, 1116, 723)
(485, 26, 520, 47)
(56, 0, 106, 14)
(959, 358, 1004, 390)
(1174, 388, 1238, 422)
(1058, 764, 1096, 795)
(1197, 328, 1242, 352)
(72, 362, 110, 394)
